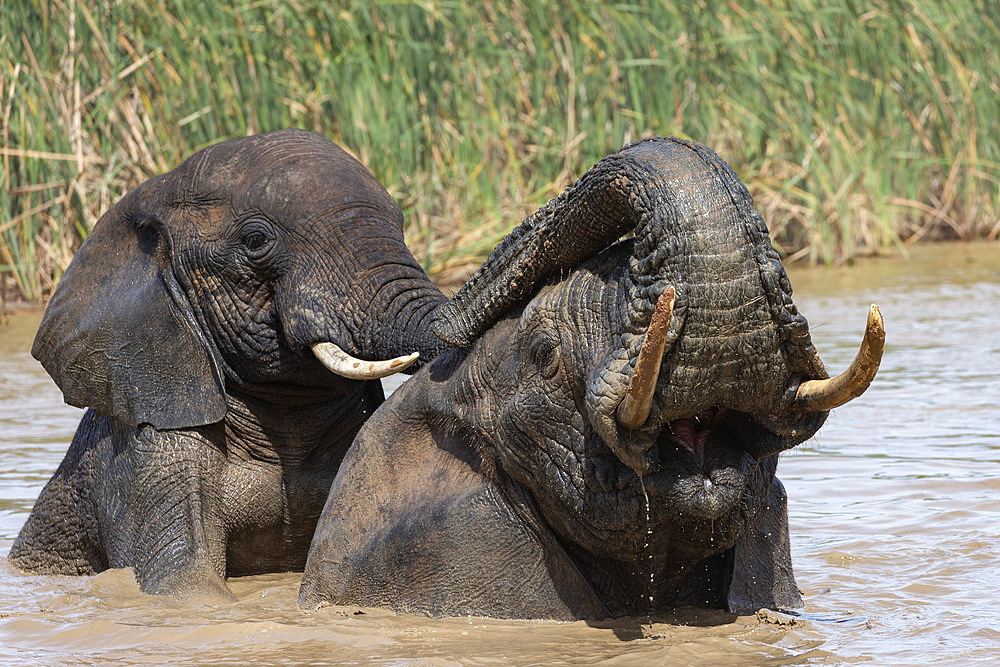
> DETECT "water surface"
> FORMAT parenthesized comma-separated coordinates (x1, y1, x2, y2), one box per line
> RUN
(1, 241, 998, 664)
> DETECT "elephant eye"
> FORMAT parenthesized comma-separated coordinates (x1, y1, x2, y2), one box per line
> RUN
(529, 335, 560, 379)
(238, 220, 276, 259)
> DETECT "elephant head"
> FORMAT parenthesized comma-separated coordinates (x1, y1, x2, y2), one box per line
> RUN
(32, 128, 448, 429)
(300, 137, 883, 619)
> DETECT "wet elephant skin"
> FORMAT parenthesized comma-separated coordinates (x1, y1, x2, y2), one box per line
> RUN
(300, 138, 856, 620)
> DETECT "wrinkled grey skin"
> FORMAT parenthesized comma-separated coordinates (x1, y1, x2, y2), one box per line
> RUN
(300, 137, 830, 620)
(9, 129, 450, 599)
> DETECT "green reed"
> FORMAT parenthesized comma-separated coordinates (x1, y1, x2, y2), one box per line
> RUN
(2, 0, 998, 301)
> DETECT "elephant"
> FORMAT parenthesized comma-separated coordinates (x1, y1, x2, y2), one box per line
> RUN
(8, 128, 454, 599)
(298, 137, 884, 620)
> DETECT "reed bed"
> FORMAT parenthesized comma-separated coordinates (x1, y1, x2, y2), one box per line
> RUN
(2, 0, 998, 302)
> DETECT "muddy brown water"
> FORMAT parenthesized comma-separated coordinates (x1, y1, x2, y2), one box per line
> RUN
(1, 241, 998, 665)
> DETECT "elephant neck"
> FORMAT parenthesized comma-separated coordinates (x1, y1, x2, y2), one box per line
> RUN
(559, 535, 730, 616)
(221, 385, 377, 465)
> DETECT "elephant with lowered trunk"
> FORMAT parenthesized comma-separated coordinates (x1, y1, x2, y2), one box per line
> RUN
(9, 129, 452, 599)
(299, 137, 883, 619)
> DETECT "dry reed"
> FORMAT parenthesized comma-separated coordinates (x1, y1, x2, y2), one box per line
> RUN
(2, 0, 998, 301)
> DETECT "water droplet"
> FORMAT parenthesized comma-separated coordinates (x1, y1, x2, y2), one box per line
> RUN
(640, 474, 655, 620)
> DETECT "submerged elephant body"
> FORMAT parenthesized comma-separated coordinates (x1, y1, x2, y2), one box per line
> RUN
(10, 129, 451, 597)
(300, 137, 882, 619)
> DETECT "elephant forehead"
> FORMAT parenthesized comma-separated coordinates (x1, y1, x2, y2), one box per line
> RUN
(167, 130, 401, 226)
(237, 153, 399, 219)
(523, 247, 630, 333)
(524, 274, 617, 337)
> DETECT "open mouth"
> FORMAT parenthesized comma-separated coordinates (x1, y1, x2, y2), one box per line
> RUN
(658, 405, 727, 466)
(636, 405, 759, 520)
(651, 405, 757, 473)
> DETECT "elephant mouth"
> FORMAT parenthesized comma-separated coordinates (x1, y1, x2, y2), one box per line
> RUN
(658, 405, 727, 463)
(639, 406, 761, 521)
(605, 294, 884, 483)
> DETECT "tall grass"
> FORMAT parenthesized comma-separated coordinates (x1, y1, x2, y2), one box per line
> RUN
(2, 0, 998, 301)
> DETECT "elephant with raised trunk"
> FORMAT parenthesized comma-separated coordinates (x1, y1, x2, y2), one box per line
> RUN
(10, 129, 452, 599)
(299, 137, 884, 619)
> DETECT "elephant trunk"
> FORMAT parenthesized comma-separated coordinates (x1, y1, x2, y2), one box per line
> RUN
(432, 145, 644, 348)
(278, 210, 450, 379)
(432, 137, 825, 380)
(358, 271, 451, 370)
(431, 136, 881, 473)
(434, 136, 829, 405)
(609, 139, 828, 420)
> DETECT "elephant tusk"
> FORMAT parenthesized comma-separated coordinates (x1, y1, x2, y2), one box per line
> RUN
(793, 304, 885, 412)
(617, 287, 676, 429)
(311, 342, 419, 380)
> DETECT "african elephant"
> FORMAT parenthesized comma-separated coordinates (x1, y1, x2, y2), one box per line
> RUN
(9, 129, 453, 599)
(299, 137, 884, 620)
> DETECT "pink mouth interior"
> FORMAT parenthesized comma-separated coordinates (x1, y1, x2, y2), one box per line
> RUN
(663, 406, 725, 458)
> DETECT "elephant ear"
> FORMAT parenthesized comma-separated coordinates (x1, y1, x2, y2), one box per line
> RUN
(726, 476, 803, 613)
(32, 182, 226, 430)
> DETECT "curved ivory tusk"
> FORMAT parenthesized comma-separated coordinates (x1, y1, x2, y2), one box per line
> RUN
(311, 342, 419, 380)
(793, 304, 885, 412)
(617, 287, 676, 429)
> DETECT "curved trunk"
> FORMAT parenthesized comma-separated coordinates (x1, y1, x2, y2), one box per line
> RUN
(435, 136, 826, 388)
(432, 137, 838, 472)
(432, 147, 638, 348)
(433, 138, 823, 383)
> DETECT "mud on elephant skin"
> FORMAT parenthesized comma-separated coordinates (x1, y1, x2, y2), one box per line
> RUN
(9, 129, 454, 599)
(299, 137, 884, 620)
